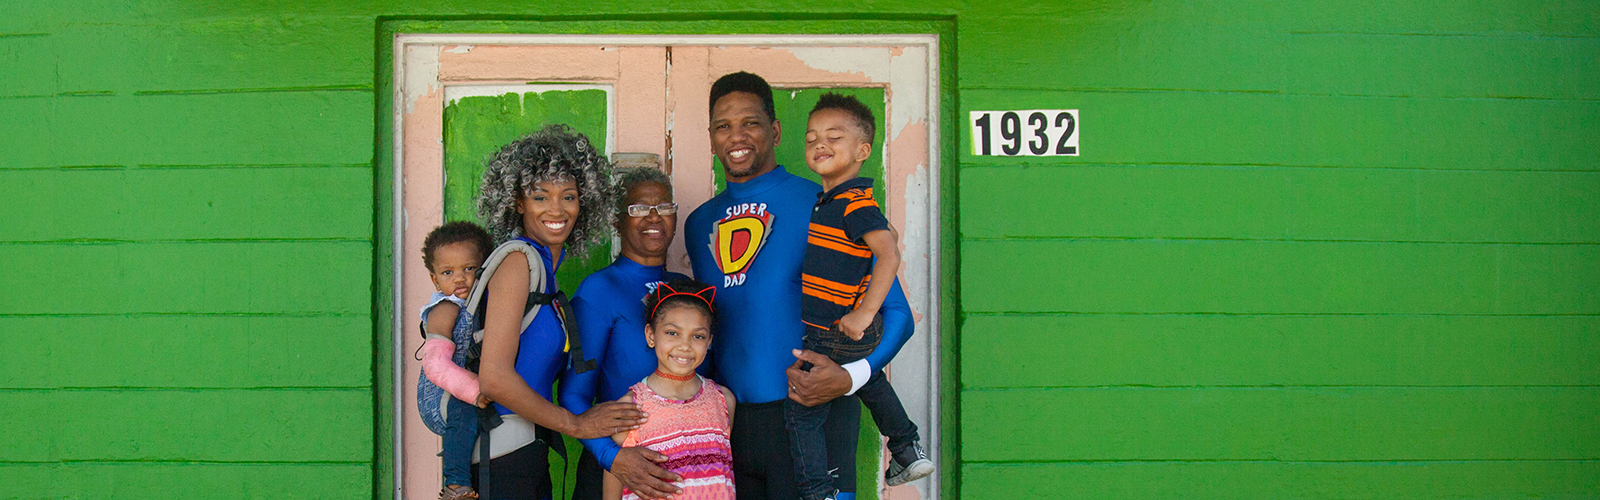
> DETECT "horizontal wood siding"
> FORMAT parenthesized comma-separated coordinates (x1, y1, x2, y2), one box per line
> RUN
(3, 0, 1595, 498)
(956, 1, 1599, 498)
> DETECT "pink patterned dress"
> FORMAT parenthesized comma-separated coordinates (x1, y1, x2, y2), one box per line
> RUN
(621, 377, 735, 500)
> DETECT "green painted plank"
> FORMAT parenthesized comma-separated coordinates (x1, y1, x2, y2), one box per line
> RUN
(963, 461, 1600, 500)
(2, 463, 372, 500)
(958, 89, 1600, 172)
(961, 2, 1600, 94)
(0, 91, 373, 168)
(1287, 33, 1600, 100)
(0, 389, 372, 462)
(0, 33, 53, 97)
(0, 98, 51, 165)
(958, 4, 1283, 92)
(50, 16, 372, 94)
(0, 316, 371, 389)
(960, 239, 1600, 314)
(1287, 0, 1600, 37)
(0, 167, 372, 242)
(961, 314, 1600, 388)
(0, 241, 371, 315)
(958, 165, 1600, 243)
(961, 387, 1600, 461)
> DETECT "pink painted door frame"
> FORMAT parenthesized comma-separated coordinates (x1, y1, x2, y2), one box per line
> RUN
(394, 34, 942, 500)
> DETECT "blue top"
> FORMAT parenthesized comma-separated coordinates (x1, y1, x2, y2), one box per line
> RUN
(492, 237, 567, 416)
(420, 292, 474, 366)
(561, 255, 687, 469)
(685, 166, 914, 405)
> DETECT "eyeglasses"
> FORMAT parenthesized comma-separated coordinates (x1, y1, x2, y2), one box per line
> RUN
(626, 203, 678, 217)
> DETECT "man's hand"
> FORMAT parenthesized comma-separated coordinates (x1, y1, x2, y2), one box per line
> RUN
(837, 310, 875, 341)
(611, 447, 681, 500)
(786, 349, 852, 407)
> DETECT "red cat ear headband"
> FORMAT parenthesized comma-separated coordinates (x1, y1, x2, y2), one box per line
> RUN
(650, 282, 716, 320)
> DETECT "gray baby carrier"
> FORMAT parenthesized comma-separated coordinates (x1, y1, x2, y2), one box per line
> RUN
(415, 238, 595, 498)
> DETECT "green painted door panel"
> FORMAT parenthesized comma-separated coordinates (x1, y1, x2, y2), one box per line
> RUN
(442, 89, 613, 290)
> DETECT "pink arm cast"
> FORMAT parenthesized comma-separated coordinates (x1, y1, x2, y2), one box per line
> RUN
(420, 337, 481, 403)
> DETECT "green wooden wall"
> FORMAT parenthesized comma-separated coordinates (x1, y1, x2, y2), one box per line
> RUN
(3, 1, 1596, 499)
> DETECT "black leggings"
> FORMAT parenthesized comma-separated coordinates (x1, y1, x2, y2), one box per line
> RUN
(471, 441, 552, 500)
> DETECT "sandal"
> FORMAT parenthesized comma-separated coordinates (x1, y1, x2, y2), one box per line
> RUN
(441, 484, 478, 500)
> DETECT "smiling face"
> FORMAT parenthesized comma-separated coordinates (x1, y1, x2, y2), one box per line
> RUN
(516, 179, 580, 252)
(805, 108, 873, 183)
(645, 304, 712, 378)
(428, 241, 483, 300)
(710, 91, 781, 183)
(616, 180, 675, 266)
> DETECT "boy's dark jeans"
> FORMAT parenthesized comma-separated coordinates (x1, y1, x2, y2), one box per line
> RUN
(442, 396, 478, 487)
(787, 316, 921, 500)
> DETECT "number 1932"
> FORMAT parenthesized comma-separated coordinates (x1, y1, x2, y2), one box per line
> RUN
(971, 110, 1078, 156)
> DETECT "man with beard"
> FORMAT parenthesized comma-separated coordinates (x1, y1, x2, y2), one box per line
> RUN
(683, 72, 916, 500)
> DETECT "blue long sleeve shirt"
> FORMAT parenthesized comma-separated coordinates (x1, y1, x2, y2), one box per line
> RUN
(560, 256, 687, 469)
(685, 166, 914, 405)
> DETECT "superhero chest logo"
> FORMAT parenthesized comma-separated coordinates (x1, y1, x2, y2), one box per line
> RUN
(710, 202, 774, 288)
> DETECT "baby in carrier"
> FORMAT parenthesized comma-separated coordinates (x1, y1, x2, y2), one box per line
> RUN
(416, 221, 495, 500)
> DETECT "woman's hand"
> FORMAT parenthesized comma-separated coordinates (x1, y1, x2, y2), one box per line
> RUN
(474, 393, 492, 408)
(565, 401, 648, 439)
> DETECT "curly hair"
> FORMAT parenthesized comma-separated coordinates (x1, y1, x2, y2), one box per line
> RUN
(613, 167, 674, 215)
(422, 221, 493, 272)
(475, 124, 615, 257)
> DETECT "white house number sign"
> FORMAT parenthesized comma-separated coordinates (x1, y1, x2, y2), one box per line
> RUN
(970, 109, 1079, 156)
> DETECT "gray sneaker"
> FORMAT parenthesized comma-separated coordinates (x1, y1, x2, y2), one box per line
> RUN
(885, 443, 935, 486)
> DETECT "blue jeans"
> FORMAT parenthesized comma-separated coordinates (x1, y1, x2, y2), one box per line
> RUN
(442, 396, 478, 487)
(785, 370, 919, 500)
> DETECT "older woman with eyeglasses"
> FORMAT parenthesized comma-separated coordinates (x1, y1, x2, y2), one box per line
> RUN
(561, 167, 694, 500)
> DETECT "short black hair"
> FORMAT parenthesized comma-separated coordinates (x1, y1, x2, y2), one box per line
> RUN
(643, 278, 717, 334)
(709, 71, 777, 122)
(422, 221, 492, 272)
(810, 93, 876, 148)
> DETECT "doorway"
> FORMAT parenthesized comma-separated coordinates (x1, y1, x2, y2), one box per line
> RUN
(393, 34, 942, 500)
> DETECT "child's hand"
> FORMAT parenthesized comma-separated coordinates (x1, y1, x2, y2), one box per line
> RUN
(838, 310, 873, 341)
(475, 393, 492, 408)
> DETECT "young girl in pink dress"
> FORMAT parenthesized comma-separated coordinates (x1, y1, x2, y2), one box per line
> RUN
(604, 280, 736, 500)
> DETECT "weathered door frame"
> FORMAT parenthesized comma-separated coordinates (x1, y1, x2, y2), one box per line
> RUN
(392, 33, 943, 500)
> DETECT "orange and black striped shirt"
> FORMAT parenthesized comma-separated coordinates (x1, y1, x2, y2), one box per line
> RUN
(800, 177, 890, 330)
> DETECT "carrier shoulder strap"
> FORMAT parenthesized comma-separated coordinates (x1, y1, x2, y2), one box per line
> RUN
(530, 290, 597, 374)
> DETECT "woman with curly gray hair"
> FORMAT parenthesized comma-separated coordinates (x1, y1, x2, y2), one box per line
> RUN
(471, 124, 646, 500)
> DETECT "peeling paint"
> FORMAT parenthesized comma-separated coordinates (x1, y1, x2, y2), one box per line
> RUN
(402, 45, 441, 114)
(785, 46, 891, 82)
(887, 47, 928, 141)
